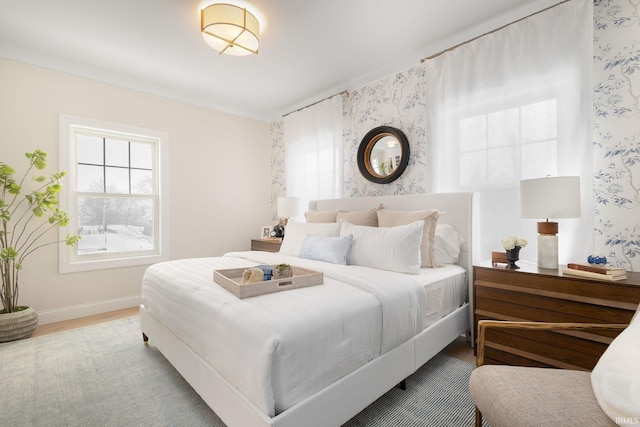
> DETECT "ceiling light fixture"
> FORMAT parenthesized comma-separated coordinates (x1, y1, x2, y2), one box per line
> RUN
(201, 3, 260, 56)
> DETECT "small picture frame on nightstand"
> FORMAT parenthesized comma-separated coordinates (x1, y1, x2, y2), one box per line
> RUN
(491, 251, 508, 266)
(261, 225, 272, 239)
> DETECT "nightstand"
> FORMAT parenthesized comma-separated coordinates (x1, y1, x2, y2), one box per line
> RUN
(473, 261, 640, 370)
(251, 239, 282, 253)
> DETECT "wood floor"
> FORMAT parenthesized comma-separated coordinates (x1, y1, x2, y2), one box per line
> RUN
(31, 306, 140, 338)
(445, 335, 476, 364)
(31, 306, 476, 364)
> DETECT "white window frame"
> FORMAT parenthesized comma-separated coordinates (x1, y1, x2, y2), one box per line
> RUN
(58, 115, 169, 273)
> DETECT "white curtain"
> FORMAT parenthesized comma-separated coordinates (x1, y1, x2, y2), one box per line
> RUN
(425, 0, 593, 264)
(283, 95, 343, 203)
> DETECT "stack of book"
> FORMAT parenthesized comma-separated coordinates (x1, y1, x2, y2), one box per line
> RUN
(563, 263, 627, 281)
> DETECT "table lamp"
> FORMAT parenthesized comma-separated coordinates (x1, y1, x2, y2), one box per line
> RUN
(273, 197, 302, 237)
(520, 176, 581, 269)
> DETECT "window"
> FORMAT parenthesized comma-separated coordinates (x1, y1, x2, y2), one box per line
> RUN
(283, 94, 343, 200)
(424, 0, 592, 265)
(458, 99, 558, 188)
(59, 115, 169, 272)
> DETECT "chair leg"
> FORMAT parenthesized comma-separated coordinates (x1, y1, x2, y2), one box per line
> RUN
(475, 407, 483, 427)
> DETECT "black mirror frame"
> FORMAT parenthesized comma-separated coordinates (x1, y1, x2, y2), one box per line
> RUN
(357, 126, 410, 184)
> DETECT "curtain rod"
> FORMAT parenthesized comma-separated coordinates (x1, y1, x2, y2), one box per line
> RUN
(282, 0, 575, 117)
(282, 90, 349, 118)
(420, 0, 572, 62)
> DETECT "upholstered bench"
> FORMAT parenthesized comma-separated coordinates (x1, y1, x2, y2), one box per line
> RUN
(469, 303, 640, 427)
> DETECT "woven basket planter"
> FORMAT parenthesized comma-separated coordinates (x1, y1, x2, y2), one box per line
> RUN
(0, 306, 39, 342)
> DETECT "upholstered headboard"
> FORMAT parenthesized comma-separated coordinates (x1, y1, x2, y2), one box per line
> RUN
(309, 192, 476, 334)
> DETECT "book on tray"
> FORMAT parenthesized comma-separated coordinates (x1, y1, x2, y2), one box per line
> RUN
(563, 263, 626, 281)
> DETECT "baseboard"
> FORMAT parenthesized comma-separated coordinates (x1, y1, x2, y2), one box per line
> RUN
(36, 295, 141, 325)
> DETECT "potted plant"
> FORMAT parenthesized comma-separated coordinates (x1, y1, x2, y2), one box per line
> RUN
(0, 149, 80, 342)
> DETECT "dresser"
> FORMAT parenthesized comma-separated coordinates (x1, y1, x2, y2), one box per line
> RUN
(250, 239, 282, 253)
(473, 261, 640, 370)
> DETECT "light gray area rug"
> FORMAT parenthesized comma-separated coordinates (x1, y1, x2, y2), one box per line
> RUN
(0, 317, 487, 426)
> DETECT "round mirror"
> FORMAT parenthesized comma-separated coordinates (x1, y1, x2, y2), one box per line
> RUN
(357, 126, 410, 184)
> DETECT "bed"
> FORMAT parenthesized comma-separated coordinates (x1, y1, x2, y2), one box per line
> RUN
(140, 192, 476, 427)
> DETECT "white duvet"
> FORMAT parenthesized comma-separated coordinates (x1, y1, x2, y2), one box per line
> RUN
(141, 251, 465, 416)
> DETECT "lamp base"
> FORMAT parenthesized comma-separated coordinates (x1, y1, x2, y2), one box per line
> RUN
(537, 234, 558, 269)
(537, 221, 558, 235)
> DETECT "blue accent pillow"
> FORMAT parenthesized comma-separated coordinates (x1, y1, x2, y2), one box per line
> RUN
(298, 234, 353, 265)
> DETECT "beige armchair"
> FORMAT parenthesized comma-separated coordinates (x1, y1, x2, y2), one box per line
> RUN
(469, 314, 640, 427)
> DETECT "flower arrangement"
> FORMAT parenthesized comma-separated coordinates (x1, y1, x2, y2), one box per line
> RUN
(502, 236, 528, 251)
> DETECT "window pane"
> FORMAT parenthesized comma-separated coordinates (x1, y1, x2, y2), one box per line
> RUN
(460, 116, 487, 151)
(460, 151, 487, 186)
(105, 138, 129, 167)
(105, 167, 129, 193)
(457, 98, 558, 188)
(487, 146, 519, 184)
(131, 142, 153, 169)
(488, 107, 519, 147)
(77, 197, 154, 254)
(77, 134, 103, 164)
(522, 100, 557, 143)
(77, 164, 104, 192)
(131, 169, 153, 194)
(521, 140, 557, 179)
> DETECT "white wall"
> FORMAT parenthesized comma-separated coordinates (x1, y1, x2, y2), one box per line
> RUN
(0, 58, 271, 323)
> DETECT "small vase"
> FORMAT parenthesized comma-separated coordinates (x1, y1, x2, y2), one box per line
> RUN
(505, 246, 521, 269)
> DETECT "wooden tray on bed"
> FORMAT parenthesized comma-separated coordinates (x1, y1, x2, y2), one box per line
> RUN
(213, 266, 323, 298)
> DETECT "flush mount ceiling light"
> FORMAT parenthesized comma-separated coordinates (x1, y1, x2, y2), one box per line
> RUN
(201, 3, 260, 56)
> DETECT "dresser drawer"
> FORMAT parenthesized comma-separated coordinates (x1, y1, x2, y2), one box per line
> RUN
(473, 263, 640, 370)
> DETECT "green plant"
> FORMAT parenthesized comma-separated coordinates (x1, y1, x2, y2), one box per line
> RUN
(0, 150, 80, 314)
(379, 161, 387, 175)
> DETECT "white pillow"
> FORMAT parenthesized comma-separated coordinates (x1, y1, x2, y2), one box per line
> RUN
(341, 221, 423, 275)
(591, 305, 640, 423)
(434, 224, 465, 264)
(377, 208, 441, 267)
(299, 234, 353, 265)
(279, 220, 341, 256)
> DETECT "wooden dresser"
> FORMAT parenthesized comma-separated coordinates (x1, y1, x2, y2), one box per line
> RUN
(473, 261, 640, 370)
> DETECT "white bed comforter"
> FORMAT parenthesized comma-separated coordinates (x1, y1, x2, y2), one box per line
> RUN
(142, 251, 438, 416)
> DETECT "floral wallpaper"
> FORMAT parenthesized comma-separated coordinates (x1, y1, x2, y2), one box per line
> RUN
(269, 120, 285, 221)
(342, 67, 427, 198)
(593, 0, 640, 270)
(271, 0, 640, 271)
(269, 67, 428, 219)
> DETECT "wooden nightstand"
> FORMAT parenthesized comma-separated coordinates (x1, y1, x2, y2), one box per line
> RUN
(251, 239, 282, 253)
(473, 261, 640, 370)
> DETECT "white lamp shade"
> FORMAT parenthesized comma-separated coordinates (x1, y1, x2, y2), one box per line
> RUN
(520, 176, 581, 219)
(201, 4, 259, 56)
(277, 197, 303, 218)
